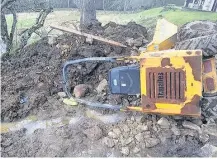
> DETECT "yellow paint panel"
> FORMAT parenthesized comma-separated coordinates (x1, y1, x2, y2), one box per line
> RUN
(147, 18, 178, 52)
(139, 50, 202, 115)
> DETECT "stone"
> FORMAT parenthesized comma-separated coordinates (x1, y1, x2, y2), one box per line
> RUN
(143, 131, 151, 138)
(135, 115, 144, 123)
(126, 38, 134, 47)
(108, 132, 118, 139)
(113, 139, 118, 144)
(198, 144, 217, 157)
(83, 125, 102, 141)
(131, 116, 135, 121)
(157, 117, 170, 128)
(73, 84, 89, 98)
(143, 38, 149, 44)
(180, 129, 197, 137)
(133, 147, 140, 154)
(202, 123, 217, 137)
(138, 47, 146, 52)
(176, 136, 186, 145)
(130, 49, 139, 56)
(103, 137, 115, 148)
(192, 119, 203, 126)
(96, 79, 108, 93)
(182, 121, 201, 133)
(86, 37, 93, 44)
(137, 125, 148, 132)
(145, 137, 160, 148)
(48, 36, 57, 45)
(113, 128, 121, 136)
(135, 133, 143, 142)
(122, 137, 133, 146)
(133, 37, 144, 47)
(122, 124, 130, 132)
(199, 133, 209, 143)
(57, 92, 66, 98)
(159, 129, 173, 143)
(171, 125, 181, 136)
(146, 121, 153, 128)
(121, 147, 130, 156)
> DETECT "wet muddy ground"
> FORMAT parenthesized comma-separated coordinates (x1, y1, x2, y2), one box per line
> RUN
(1, 21, 217, 157)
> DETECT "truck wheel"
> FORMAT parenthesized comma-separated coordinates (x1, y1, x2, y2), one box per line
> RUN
(175, 34, 217, 57)
(177, 21, 217, 41)
(201, 96, 217, 119)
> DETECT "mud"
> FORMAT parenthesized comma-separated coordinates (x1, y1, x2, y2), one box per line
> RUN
(1, 21, 148, 122)
(1, 21, 217, 157)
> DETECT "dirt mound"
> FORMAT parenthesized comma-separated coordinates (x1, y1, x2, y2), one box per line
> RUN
(1, 22, 148, 122)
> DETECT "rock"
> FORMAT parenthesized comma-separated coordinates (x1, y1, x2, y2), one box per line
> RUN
(133, 37, 144, 47)
(130, 116, 135, 121)
(138, 47, 146, 52)
(48, 36, 57, 45)
(83, 125, 102, 141)
(126, 38, 134, 47)
(122, 124, 130, 132)
(73, 84, 89, 98)
(57, 92, 66, 98)
(135, 133, 144, 142)
(86, 37, 93, 44)
(157, 117, 170, 128)
(143, 131, 151, 138)
(182, 121, 201, 133)
(133, 147, 140, 154)
(199, 133, 209, 143)
(180, 129, 197, 137)
(108, 132, 118, 139)
(143, 38, 149, 44)
(202, 123, 217, 137)
(176, 136, 186, 145)
(171, 125, 181, 136)
(137, 125, 148, 132)
(198, 144, 217, 157)
(96, 79, 108, 93)
(130, 49, 139, 56)
(122, 137, 133, 146)
(192, 119, 203, 126)
(113, 128, 121, 136)
(145, 137, 160, 148)
(121, 147, 130, 156)
(103, 137, 115, 148)
(113, 139, 118, 144)
(135, 115, 144, 123)
(146, 121, 153, 130)
(159, 129, 173, 143)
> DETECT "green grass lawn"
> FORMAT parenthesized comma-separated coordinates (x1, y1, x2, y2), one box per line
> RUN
(6, 7, 217, 31)
(4, 7, 217, 49)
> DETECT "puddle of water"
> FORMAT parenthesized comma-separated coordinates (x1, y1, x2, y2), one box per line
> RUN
(86, 109, 127, 124)
(1, 116, 82, 135)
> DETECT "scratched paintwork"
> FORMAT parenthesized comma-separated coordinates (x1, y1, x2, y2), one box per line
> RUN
(124, 50, 203, 116)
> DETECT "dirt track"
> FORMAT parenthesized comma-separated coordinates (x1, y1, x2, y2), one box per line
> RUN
(1, 21, 217, 157)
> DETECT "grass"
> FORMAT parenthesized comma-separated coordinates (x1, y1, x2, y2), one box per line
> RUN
(6, 7, 217, 31)
(4, 7, 217, 49)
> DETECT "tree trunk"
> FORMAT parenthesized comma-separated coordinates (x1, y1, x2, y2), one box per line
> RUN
(80, 0, 98, 28)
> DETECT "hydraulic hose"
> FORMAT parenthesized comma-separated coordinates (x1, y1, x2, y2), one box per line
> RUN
(62, 57, 118, 98)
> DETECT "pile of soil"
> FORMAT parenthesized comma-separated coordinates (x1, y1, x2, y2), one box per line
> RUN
(1, 21, 148, 122)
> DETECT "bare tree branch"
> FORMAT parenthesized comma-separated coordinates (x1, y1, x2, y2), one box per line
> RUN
(19, 7, 53, 49)
(8, 6, 17, 48)
(1, 0, 16, 10)
(1, 0, 17, 52)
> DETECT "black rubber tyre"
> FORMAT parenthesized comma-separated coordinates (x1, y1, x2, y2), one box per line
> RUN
(201, 96, 217, 119)
(177, 21, 217, 41)
(175, 34, 217, 57)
